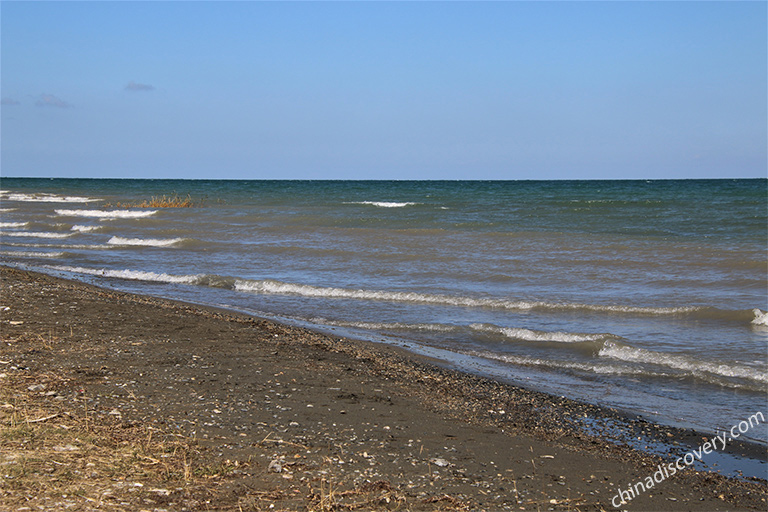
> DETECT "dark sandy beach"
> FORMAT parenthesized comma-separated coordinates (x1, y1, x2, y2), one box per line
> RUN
(1, 265, 765, 511)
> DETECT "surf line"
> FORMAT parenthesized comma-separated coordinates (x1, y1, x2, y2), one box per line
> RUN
(611, 411, 766, 508)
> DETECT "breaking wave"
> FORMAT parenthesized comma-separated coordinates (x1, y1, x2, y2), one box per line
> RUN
(347, 201, 418, 208)
(0, 191, 101, 203)
(598, 340, 768, 385)
(313, 319, 459, 333)
(0, 222, 28, 228)
(0, 231, 72, 239)
(107, 236, 187, 247)
(751, 309, 768, 326)
(231, 278, 719, 317)
(316, 319, 619, 344)
(468, 323, 619, 343)
(471, 350, 663, 376)
(54, 209, 157, 219)
(473, 347, 766, 391)
(49, 265, 203, 284)
(71, 225, 102, 233)
(0, 251, 64, 259)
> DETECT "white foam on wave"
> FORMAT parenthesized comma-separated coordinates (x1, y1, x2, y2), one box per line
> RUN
(2, 241, 108, 250)
(471, 350, 658, 376)
(0, 222, 28, 228)
(0, 208, 17, 212)
(0, 250, 64, 259)
(348, 201, 418, 208)
(0, 231, 72, 239)
(473, 350, 765, 392)
(232, 278, 702, 316)
(751, 309, 768, 326)
(0, 191, 101, 203)
(469, 323, 614, 343)
(54, 209, 157, 219)
(71, 225, 101, 233)
(312, 318, 615, 343)
(50, 265, 202, 284)
(311, 318, 459, 332)
(107, 236, 186, 247)
(234, 279, 496, 306)
(598, 341, 768, 384)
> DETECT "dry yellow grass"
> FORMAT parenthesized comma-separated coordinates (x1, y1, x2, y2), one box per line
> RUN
(0, 371, 431, 512)
(139, 194, 196, 208)
(0, 371, 227, 511)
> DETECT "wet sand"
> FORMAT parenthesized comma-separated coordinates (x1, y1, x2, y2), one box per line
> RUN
(1, 265, 765, 511)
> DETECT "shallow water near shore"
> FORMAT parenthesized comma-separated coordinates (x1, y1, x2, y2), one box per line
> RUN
(1, 178, 766, 450)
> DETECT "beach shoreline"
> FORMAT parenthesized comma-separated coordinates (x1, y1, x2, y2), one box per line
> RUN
(1, 265, 765, 511)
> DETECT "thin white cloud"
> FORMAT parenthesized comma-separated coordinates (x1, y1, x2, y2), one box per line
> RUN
(125, 81, 155, 92)
(35, 94, 72, 108)
(1, 98, 21, 106)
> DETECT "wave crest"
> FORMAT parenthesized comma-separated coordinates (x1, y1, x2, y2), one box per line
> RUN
(0, 231, 72, 239)
(312, 318, 619, 344)
(0, 191, 101, 203)
(751, 309, 768, 326)
(347, 201, 418, 208)
(0, 251, 64, 259)
(55, 209, 157, 219)
(71, 225, 101, 233)
(107, 236, 187, 247)
(232, 278, 707, 316)
(49, 265, 203, 284)
(598, 341, 767, 385)
(468, 323, 618, 343)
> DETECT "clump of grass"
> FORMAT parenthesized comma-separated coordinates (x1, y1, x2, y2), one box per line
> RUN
(103, 193, 201, 209)
(140, 194, 197, 208)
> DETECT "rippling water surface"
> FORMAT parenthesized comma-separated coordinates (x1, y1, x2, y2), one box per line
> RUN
(1, 178, 766, 442)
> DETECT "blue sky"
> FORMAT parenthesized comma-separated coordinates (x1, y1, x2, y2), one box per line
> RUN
(1, 1, 766, 180)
